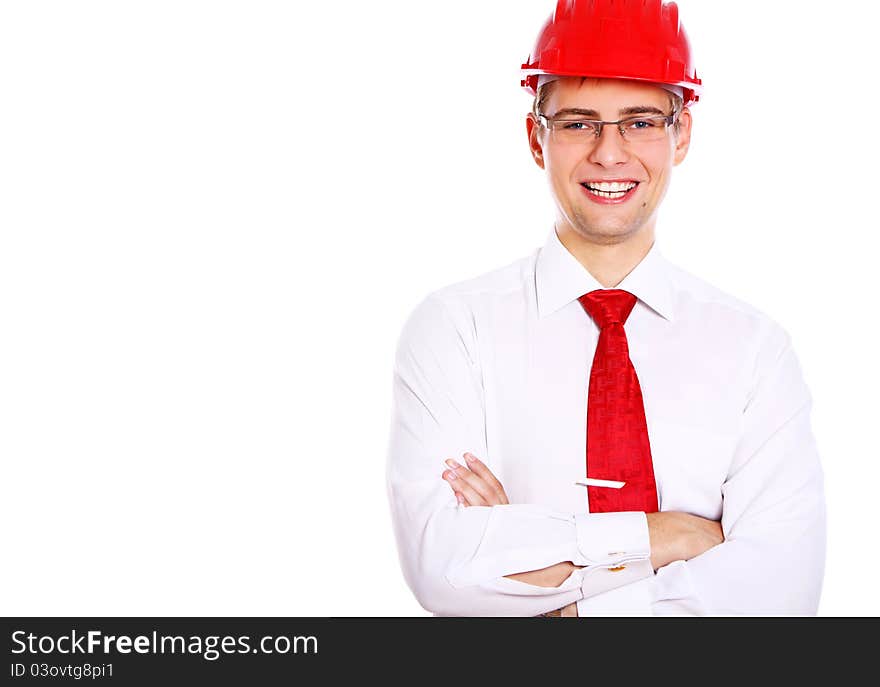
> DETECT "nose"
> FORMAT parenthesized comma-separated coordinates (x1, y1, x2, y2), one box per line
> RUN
(587, 123, 630, 167)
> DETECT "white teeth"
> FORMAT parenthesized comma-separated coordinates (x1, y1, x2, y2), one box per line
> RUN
(586, 181, 637, 192)
(583, 181, 637, 199)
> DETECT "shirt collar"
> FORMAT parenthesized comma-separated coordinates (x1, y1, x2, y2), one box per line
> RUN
(535, 228, 676, 321)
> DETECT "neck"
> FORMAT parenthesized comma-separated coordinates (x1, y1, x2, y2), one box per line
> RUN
(556, 224, 655, 288)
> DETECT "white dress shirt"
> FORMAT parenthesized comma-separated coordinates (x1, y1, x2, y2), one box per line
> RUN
(386, 229, 826, 616)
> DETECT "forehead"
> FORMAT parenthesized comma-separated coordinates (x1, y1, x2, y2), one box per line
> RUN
(546, 77, 671, 113)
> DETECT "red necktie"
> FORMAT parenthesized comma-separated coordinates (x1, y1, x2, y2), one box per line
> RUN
(578, 289, 658, 513)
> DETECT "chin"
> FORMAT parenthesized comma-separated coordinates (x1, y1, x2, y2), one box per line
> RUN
(572, 220, 642, 244)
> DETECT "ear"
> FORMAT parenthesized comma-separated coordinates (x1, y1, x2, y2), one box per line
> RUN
(526, 113, 545, 169)
(673, 107, 692, 166)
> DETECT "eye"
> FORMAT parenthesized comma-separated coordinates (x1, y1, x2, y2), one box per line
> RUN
(556, 120, 599, 135)
(626, 118, 660, 130)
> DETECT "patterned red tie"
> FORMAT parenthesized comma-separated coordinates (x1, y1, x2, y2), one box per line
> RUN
(578, 289, 658, 513)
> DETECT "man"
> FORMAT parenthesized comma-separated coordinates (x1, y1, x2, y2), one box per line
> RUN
(386, 0, 825, 616)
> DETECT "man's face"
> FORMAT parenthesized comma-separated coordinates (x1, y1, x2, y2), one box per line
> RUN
(527, 77, 692, 246)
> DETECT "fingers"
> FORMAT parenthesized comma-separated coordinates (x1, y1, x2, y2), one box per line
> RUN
(445, 458, 497, 505)
(441, 453, 509, 506)
(462, 453, 509, 505)
(449, 458, 500, 504)
(443, 465, 488, 506)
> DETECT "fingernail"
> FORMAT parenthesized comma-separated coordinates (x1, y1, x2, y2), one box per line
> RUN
(445, 459, 460, 469)
(444, 470, 457, 481)
(464, 453, 475, 463)
(456, 494, 466, 506)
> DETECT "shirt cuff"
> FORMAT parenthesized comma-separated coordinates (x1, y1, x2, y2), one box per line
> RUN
(574, 511, 651, 566)
(577, 570, 655, 615)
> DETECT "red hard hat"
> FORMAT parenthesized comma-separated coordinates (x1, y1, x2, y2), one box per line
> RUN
(521, 0, 702, 104)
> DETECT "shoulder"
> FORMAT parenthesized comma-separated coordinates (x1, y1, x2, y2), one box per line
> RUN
(406, 250, 538, 327)
(395, 250, 538, 359)
(429, 251, 538, 310)
(664, 257, 794, 371)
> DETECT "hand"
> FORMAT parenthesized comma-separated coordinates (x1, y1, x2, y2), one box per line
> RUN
(442, 452, 509, 506)
(645, 511, 724, 571)
(442, 456, 585, 615)
(442, 456, 582, 599)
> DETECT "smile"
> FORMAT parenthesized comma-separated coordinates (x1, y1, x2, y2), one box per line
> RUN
(580, 180, 640, 203)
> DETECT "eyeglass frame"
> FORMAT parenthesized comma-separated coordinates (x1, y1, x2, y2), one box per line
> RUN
(535, 109, 680, 141)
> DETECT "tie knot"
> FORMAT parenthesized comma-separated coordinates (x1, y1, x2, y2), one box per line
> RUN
(578, 289, 637, 328)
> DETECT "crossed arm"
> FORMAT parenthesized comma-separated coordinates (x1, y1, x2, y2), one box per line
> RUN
(389, 296, 825, 615)
(441, 452, 724, 615)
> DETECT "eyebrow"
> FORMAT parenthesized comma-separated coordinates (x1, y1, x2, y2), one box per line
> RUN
(620, 105, 667, 116)
(550, 105, 667, 118)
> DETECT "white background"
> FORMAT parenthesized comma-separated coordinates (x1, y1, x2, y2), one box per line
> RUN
(0, 0, 877, 616)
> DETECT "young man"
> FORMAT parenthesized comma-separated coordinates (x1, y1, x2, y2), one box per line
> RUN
(386, 0, 825, 616)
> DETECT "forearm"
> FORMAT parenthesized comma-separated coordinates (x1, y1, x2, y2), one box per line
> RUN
(578, 447, 825, 616)
(677, 380, 827, 614)
(507, 563, 584, 617)
(506, 561, 582, 588)
(389, 477, 653, 616)
(646, 511, 724, 571)
(577, 498, 824, 616)
(391, 496, 586, 616)
(676, 487, 825, 614)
